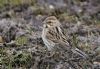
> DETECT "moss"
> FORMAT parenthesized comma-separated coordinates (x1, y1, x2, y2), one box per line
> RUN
(15, 36, 28, 46)
(13, 52, 32, 67)
(0, 0, 36, 8)
(0, 49, 32, 68)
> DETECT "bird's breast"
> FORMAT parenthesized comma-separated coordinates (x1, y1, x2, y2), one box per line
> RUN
(42, 28, 55, 50)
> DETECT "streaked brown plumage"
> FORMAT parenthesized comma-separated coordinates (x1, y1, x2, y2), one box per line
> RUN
(42, 16, 89, 59)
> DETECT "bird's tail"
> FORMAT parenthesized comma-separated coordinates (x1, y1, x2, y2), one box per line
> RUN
(71, 48, 89, 59)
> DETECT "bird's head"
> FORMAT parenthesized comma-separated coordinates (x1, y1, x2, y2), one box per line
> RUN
(43, 16, 60, 28)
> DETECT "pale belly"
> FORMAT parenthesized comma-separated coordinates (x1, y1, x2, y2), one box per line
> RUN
(42, 29, 55, 51)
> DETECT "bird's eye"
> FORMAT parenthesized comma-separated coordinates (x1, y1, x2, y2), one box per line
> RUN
(47, 21, 52, 24)
(47, 21, 54, 26)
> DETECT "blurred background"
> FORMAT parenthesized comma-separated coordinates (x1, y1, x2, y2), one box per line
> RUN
(0, 0, 100, 69)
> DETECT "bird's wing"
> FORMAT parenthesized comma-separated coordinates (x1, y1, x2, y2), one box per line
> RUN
(46, 28, 60, 43)
(46, 27, 69, 45)
(46, 27, 71, 51)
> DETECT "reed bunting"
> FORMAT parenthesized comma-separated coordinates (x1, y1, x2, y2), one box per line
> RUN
(42, 16, 88, 59)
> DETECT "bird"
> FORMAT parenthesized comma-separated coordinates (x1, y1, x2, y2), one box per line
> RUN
(42, 16, 89, 59)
